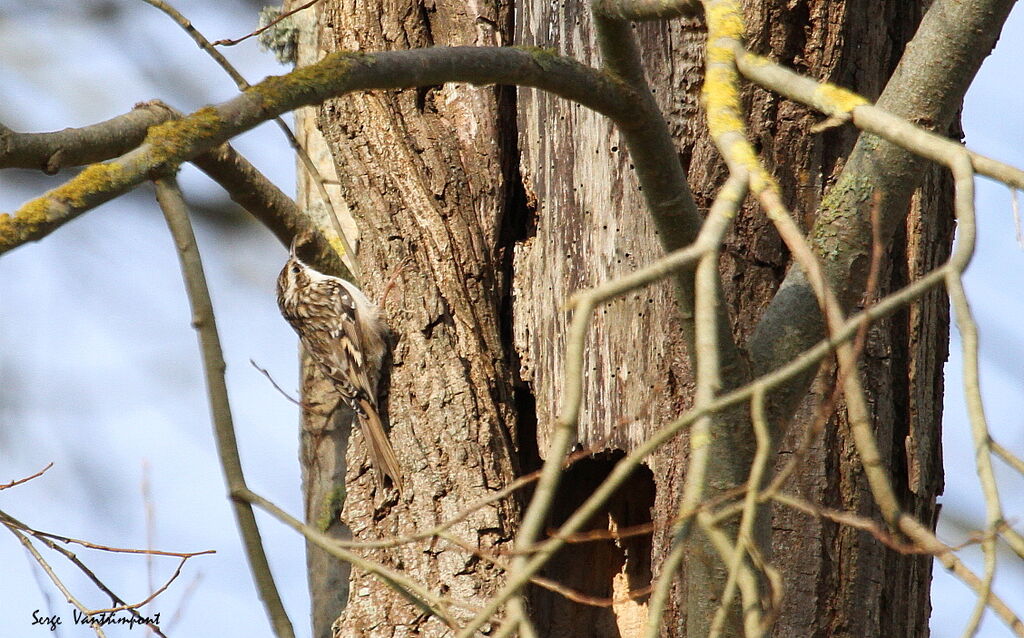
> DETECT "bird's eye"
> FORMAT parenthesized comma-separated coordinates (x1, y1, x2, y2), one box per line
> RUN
(291, 265, 301, 274)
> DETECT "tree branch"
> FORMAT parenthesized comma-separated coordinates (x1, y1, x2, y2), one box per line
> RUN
(154, 177, 295, 638)
(644, 174, 750, 638)
(732, 49, 1024, 190)
(0, 102, 175, 173)
(591, 0, 701, 20)
(237, 487, 477, 630)
(0, 46, 635, 255)
(189, 143, 350, 277)
(0, 100, 349, 277)
(592, 14, 746, 381)
(747, 0, 1017, 413)
(141, 0, 359, 278)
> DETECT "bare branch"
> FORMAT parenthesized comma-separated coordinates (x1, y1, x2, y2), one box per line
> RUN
(0, 462, 54, 490)
(6, 525, 108, 638)
(0, 102, 175, 173)
(141, 0, 360, 278)
(154, 177, 295, 638)
(733, 49, 1024, 190)
(592, 13, 744, 379)
(945, 166, 1000, 638)
(236, 487, 478, 629)
(992, 439, 1024, 477)
(707, 388, 774, 638)
(212, 0, 322, 47)
(190, 142, 350, 278)
(746, 0, 1016, 418)
(0, 510, 177, 637)
(644, 173, 748, 638)
(591, 0, 701, 20)
(0, 99, 348, 276)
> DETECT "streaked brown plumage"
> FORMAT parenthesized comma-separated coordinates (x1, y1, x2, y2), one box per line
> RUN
(276, 239, 402, 490)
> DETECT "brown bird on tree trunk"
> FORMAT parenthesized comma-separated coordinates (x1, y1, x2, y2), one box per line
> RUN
(276, 238, 402, 491)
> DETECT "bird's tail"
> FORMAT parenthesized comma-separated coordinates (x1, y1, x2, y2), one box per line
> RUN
(356, 398, 403, 492)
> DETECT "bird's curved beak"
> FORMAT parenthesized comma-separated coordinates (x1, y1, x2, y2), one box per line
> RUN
(289, 235, 300, 259)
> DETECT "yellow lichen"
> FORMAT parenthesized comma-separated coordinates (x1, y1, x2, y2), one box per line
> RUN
(327, 234, 347, 260)
(0, 207, 43, 246)
(61, 163, 126, 206)
(705, 2, 745, 42)
(145, 106, 224, 166)
(516, 45, 560, 71)
(704, 65, 743, 137)
(691, 431, 712, 450)
(729, 140, 759, 170)
(816, 83, 869, 113)
(252, 51, 364, 108)
(317, 485, 347, 532)
(11, 198, 51, 226)
(0, 162, 127, 248)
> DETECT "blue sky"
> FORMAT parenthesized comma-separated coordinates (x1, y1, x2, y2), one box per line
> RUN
(0, 2, 1021, 637)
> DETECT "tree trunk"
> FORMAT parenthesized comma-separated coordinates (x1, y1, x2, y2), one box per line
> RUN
(303, 0, 523, 635)
(514, 1, 947, 635)
(299, 0, 949, 636)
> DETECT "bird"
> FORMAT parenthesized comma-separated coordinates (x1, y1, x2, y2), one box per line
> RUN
(276, 237, 402, 491)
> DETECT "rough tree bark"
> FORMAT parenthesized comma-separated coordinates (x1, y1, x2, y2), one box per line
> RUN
(298, 0, 950, 636)
(299, 0, 523, 637)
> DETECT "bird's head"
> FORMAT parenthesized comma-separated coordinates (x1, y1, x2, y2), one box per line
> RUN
(276, 235, 314, 314)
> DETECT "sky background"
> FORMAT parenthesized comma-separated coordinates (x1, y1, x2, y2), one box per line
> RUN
(0, 1, 1021, 637)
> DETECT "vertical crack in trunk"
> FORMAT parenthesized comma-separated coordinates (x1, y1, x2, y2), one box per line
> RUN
(496, 79, 541, 476)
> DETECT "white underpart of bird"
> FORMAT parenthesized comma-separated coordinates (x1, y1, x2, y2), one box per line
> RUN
(276, 240, 402, 491)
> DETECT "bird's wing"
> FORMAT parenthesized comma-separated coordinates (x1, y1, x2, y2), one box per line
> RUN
(312, 280, 377, 401)
(320, 281, 402, 489)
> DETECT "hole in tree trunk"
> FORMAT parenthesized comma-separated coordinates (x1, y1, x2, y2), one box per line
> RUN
(529, 452, 654, 637)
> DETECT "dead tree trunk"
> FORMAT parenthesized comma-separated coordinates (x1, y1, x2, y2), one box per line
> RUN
(513, 1, 947, 635)
(297, 0, 949, 636)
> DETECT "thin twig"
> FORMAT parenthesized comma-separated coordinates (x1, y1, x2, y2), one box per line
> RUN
(991, 439, 1024, 477)
(709, 387, 774, 638)
(212, 0, 322, 47)
(250, 358, 333, 414)
(644, 173, 748, 638)
(316, 440, 610, 551)
(236, 486, 476, 627)
(88, 558, 190, 615)
(439, 531, 653, 608)
(943, 151, 1002, 638)
(6, 525, 108, 638)
(770, 493, 926, 554)
(1, 462, 54, 490)
(1, 510, 172, 637)
(750, 190, 884, 503)
(0, 517, 213, 559)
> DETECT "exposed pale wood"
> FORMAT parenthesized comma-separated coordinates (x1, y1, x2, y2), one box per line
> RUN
(513, 1, 946, 635)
